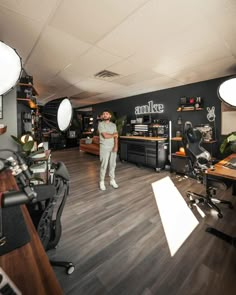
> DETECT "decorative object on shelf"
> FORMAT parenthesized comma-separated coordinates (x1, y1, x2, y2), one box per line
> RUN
(176, 115, 183, 137)
(206, 106, 216, 140)
(218, 76, 236, 108)
(177, 116, 182, 125)
(195, 125, 213, 142)
(206, 106, 216, 122)
(0, 41, 22, 96)
(0, 124, 7, 135)
(178, 96, 203, 111)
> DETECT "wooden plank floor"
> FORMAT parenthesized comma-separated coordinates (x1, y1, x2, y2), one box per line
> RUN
(48, 148, 236, 295)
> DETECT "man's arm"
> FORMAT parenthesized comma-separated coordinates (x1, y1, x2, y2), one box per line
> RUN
(101, 132, 118, 139)
(112, 134, 118, 152)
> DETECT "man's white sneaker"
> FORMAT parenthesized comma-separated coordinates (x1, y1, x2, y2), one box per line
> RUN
(100, 181, 106, 191)
(110, 179, 119, 189)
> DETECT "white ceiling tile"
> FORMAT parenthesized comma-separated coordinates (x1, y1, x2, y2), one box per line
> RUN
(50, 0, 149, 44)
(151, 41, 233, 76)
(107, 59, 146, 76)
(97, 0, 213, 58)
(67, 46, 122, 77)
(114, 70, 160, 86)
(92, 81, 126, 93)
(0, 7, 43, 62)
(165, 57, 236, 84)
(74, 78, 106, 92)
(58, 68, 86, 86)
(25, 63, 56, 82)
(60, 84, 84, 98)
(26, 26, 91, 73)
(193, 56, 236, 77)
(0, 0, 58, 22)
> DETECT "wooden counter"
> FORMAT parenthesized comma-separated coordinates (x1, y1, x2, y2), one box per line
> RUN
(120, 135, 167, 141)
(0, 170, 63, 295)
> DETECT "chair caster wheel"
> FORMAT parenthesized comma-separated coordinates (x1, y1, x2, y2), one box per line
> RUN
(188, 203, 193, 209)
(66, 263, 75, 275)
(218, 213, 223, 219)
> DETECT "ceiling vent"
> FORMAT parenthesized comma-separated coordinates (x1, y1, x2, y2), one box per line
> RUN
(94, 70, 119, 80)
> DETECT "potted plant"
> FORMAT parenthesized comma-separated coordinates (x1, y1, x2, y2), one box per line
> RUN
(220, 131, 236, 155)
(110, 112, 127, 136)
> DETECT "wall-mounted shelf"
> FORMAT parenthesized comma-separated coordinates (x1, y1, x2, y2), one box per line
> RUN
(177, 107, 203, 112)
(18, 83, 38, 96)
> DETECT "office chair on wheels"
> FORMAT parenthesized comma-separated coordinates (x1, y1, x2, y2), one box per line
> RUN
(27, 161, 75, 275)
(183, 121, 233, 218)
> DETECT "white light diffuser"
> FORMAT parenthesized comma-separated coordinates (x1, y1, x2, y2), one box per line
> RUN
(218, 76, 236, 107)
(57, 98, 73, 131)
(0, 41, 22, 95)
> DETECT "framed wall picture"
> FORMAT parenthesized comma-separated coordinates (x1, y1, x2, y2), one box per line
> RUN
(0, 96, 2, 119)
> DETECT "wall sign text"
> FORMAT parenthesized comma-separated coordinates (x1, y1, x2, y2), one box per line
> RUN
(135, 100, 164, 115)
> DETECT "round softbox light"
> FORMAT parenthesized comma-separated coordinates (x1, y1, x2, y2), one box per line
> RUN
(42, 97, 73, 132)
(0, 41, 22, 95)
(217, 76, 236, 107)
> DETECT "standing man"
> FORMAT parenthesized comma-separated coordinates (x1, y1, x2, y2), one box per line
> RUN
(98, 110, 119, 191)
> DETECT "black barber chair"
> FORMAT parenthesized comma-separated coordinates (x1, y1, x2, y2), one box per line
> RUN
(27, 161, 75, 274)
(183, 121, 233, 218)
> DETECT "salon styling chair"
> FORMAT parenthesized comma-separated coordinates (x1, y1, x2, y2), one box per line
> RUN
(27, 161, 75, 274)
(183, 121, 233, 218)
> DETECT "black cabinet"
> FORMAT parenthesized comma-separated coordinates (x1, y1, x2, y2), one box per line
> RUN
(120, 137, 168, 171)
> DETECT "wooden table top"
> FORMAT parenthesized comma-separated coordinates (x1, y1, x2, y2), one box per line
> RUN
(206, 153, 236, 181)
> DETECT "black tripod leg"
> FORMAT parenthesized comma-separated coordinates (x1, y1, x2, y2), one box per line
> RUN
(206, 227, 236, 247)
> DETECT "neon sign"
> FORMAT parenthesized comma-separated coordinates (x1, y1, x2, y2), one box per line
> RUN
(135, 100, 164, 115)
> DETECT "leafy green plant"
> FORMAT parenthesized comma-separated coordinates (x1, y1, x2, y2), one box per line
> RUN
(11, 134, 44, 182)
(110, 112, 127, 136)
(11, 134, 35, 154)
(220, 132, 236, 154)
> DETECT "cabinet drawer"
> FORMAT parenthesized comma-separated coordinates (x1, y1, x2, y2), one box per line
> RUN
(128, 153, 145, 164)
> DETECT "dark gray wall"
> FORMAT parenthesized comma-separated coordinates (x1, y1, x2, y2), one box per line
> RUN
(92, 76, 230, 141)
(0, 88, 18, 153)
